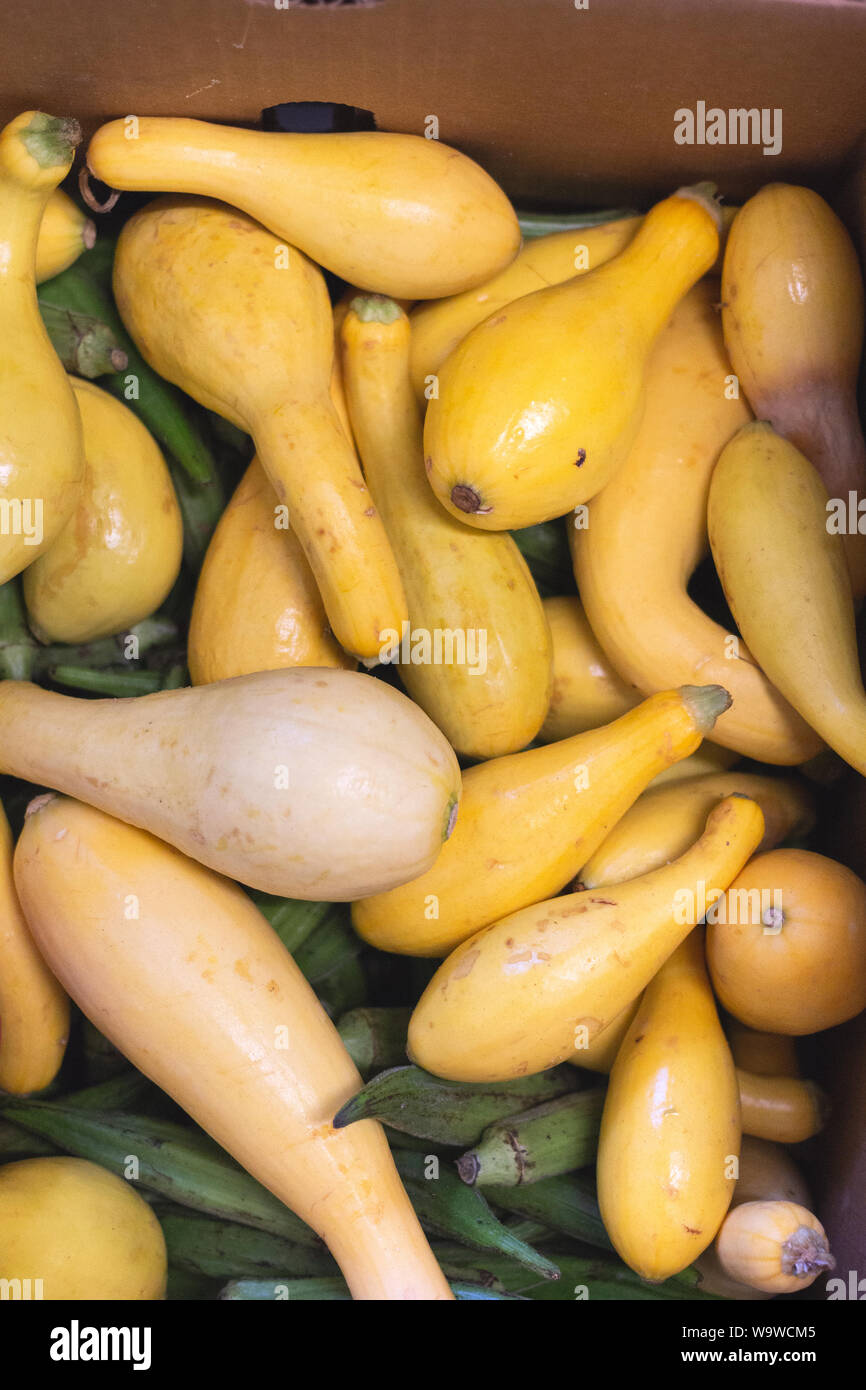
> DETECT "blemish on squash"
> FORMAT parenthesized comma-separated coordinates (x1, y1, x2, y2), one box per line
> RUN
(234, 959, 253, 982)
(451, 950, 480, 980)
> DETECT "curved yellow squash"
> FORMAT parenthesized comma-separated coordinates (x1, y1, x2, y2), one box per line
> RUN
(579, 770, 814, 889)
(36, 188, 94, 283)
(13, 796, 452, 1301)
(722, 183, 866, 596)
(188, 457, 354, 684)
(87, 118, 519, 299)
(597, 930, 740, 1281)
(423, 184, 721, 530)
(409, 217, 641, 399)
(0, 1157, 167, 1299)
(340, 296, 551, 757)
(113, 196, 407, 659)
(0, 668, 461, 900)
(0, 111, 85, 583)
(407, 795, 765, 1081)
(708, 422, 866, 775)
(23, 378, 183, 643)
(572, 279, 819, 765)
(0, 799, 69, 1095)
(352, 684, 731, 957)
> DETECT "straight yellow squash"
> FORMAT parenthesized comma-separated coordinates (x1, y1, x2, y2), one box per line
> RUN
(340, 296, 552, 757)
(13, 796, 453, 1300)
(86, 118, 520, 299)
(597, 931, 740, 1281)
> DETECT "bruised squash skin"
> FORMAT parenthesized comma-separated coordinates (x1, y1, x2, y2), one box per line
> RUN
(13, 797, 453, 1301)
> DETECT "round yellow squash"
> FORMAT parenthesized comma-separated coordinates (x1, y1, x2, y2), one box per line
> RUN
(0, 1156, 167, 1300)
(23, 378, 183, 643)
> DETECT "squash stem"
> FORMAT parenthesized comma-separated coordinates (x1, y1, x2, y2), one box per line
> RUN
(678, 683, 733, 734)
(20, 113, 81, 169)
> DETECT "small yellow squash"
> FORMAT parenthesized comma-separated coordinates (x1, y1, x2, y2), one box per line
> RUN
(715, 1200, 834, 1293)
(23, 378, 183, 643)
(597, 931, 740, 1281)
(36, 188, 95, 282)
(340, 296, 552, 758)
(0, 1156, 167, 1300)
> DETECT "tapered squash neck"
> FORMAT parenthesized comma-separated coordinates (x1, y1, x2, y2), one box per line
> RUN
(603, 183, 721, 342)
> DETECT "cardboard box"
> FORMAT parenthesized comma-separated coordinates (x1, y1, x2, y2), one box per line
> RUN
(3, 0, 865, 1289)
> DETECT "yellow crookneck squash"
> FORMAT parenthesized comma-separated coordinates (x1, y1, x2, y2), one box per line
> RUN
(597, 930, 741, 1281)
(13, 796, 453, 1301)
(23, 377, 183, 643)
(86, 118, 520, 299)
(339, 295, 552, 758)
(0, 668, 461, 901)
(423, 183, 722, 530)
(352, 684, 732, 957)
(722, 183, 866, 597)
(572, 278, 819, 766)
(407, 795, 765, 1082)
(0, 111, 85, 583)
(112, 196, 407, 660)
(708, 421, 866, 777)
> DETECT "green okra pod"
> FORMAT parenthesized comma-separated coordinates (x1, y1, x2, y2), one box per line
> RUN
(0, 1103, 319, 1247)
(158, 1209, 338, 1281)
(516, 208, 636, 239)
(38, 298, 127, 378)
(33, 615, 179, 676)
(333, 1063, 577, 1146)
(0, 578, 37, 680)
(48, 665, 164, 696)
(247, 895, 338, 956)
(393, 1149, 559, 1280)
(0, 1118, 58, 1160)
(456, 1088, 605, 1187)
(432, 1247, 720, 1301)
(336, 1007, 411, 1076)
(486, 1173, 612, 1251)
(511, 521, 576, 597)
(219, 1276, 526, 1301)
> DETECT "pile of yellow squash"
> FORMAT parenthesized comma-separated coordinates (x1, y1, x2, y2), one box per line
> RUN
(1, 106, 864, 1301)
